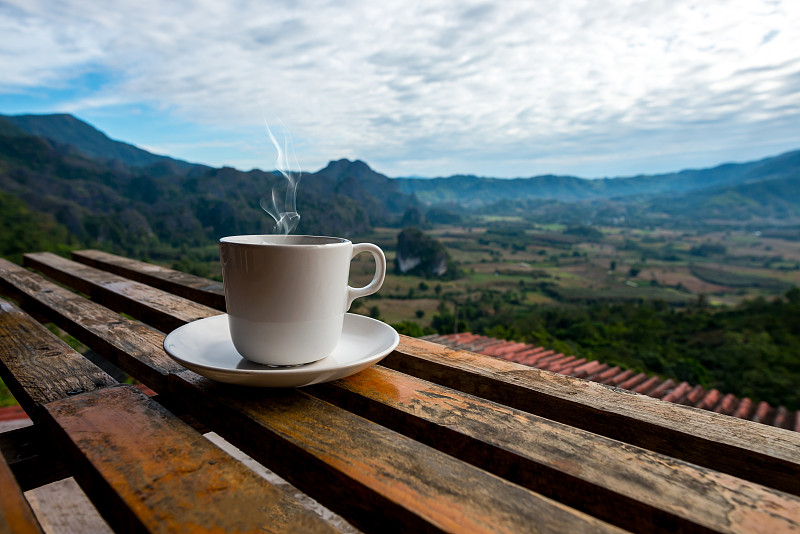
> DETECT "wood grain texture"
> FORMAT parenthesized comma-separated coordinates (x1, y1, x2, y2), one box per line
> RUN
(10, 251, 799, 531)
(383, 336, 800, 496)
(42, 384, 341, 534)
(0, 259, 184, 392)
(23, 252, 218, 334)
(24, 477, 113, 534)
(50, 253, 800, 497)
(0, 297, 116, 418)
(72, 249, 225, 311)
(169, 371, 626, 534)
(0, 450, 44, 534)
(309, 366, 800, 534)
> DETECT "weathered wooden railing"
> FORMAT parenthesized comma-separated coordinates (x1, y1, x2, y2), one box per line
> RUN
(0, 249, 798, 533)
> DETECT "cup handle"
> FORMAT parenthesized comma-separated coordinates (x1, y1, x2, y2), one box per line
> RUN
(347, 243, 386, 310)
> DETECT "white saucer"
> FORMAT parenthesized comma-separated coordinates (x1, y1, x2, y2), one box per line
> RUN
(163, 313, 399, 387)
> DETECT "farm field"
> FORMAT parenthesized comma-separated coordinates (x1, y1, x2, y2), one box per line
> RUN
(159, 219, 799, 328)
(346, 221, 800, 328)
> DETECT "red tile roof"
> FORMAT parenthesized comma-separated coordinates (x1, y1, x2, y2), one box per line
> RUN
(0, 404, 27, 422)
(424, 333, 799, 433)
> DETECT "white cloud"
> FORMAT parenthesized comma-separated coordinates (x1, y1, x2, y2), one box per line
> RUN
(1, 0, 799, 177)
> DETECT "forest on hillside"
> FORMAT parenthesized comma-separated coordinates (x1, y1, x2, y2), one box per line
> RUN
(402, 286, 800, 409)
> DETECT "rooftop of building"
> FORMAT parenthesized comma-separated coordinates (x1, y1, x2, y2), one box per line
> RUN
(423, 332, 799, 433)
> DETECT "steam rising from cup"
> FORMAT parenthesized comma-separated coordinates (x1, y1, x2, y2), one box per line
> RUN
(260, 120, 301, 235)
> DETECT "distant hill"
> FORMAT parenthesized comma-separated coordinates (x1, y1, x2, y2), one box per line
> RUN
(395, 150, 800, 208)
(313, 158, 412, 215)
(1, 113, 204, 175)
(652, 168, 800, 222)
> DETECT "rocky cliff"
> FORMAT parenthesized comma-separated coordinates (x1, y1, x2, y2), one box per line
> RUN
(395, 227, 448, 277)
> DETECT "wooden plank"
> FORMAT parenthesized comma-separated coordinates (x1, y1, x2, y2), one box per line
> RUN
(309, 366, 800, 534)
(23, 252, 218, 334)
(201, 432, 359, 534)
(24, 478, 113, 534)
(382, 336, 800, 496)
(169, 371, 626, 534)
(5, 259, 616, 532)
(14, 250, 800, 524)
(0, 259, 184, 392)
(0, 297, 116, 418)
(36, 253, 800, 497)
(42, 384, 341, 534)
(0, 426, 70, 492)
(1, 450, 44, 534)
(0, 267, 348, 532)
(72, 249, 225, 311)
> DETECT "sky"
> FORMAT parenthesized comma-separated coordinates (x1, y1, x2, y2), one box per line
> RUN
(1, 0, 799, 179)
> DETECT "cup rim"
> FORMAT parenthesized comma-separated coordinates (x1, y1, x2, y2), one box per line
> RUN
(220, 234, 351, 247)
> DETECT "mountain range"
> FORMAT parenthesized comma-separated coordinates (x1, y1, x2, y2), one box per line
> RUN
(0, 113, 417, 260)
(395, 149, 800, 208)
(0, 112, 798, 262)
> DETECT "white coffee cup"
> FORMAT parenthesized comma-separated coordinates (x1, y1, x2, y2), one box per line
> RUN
(219, 235, 386, 366)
